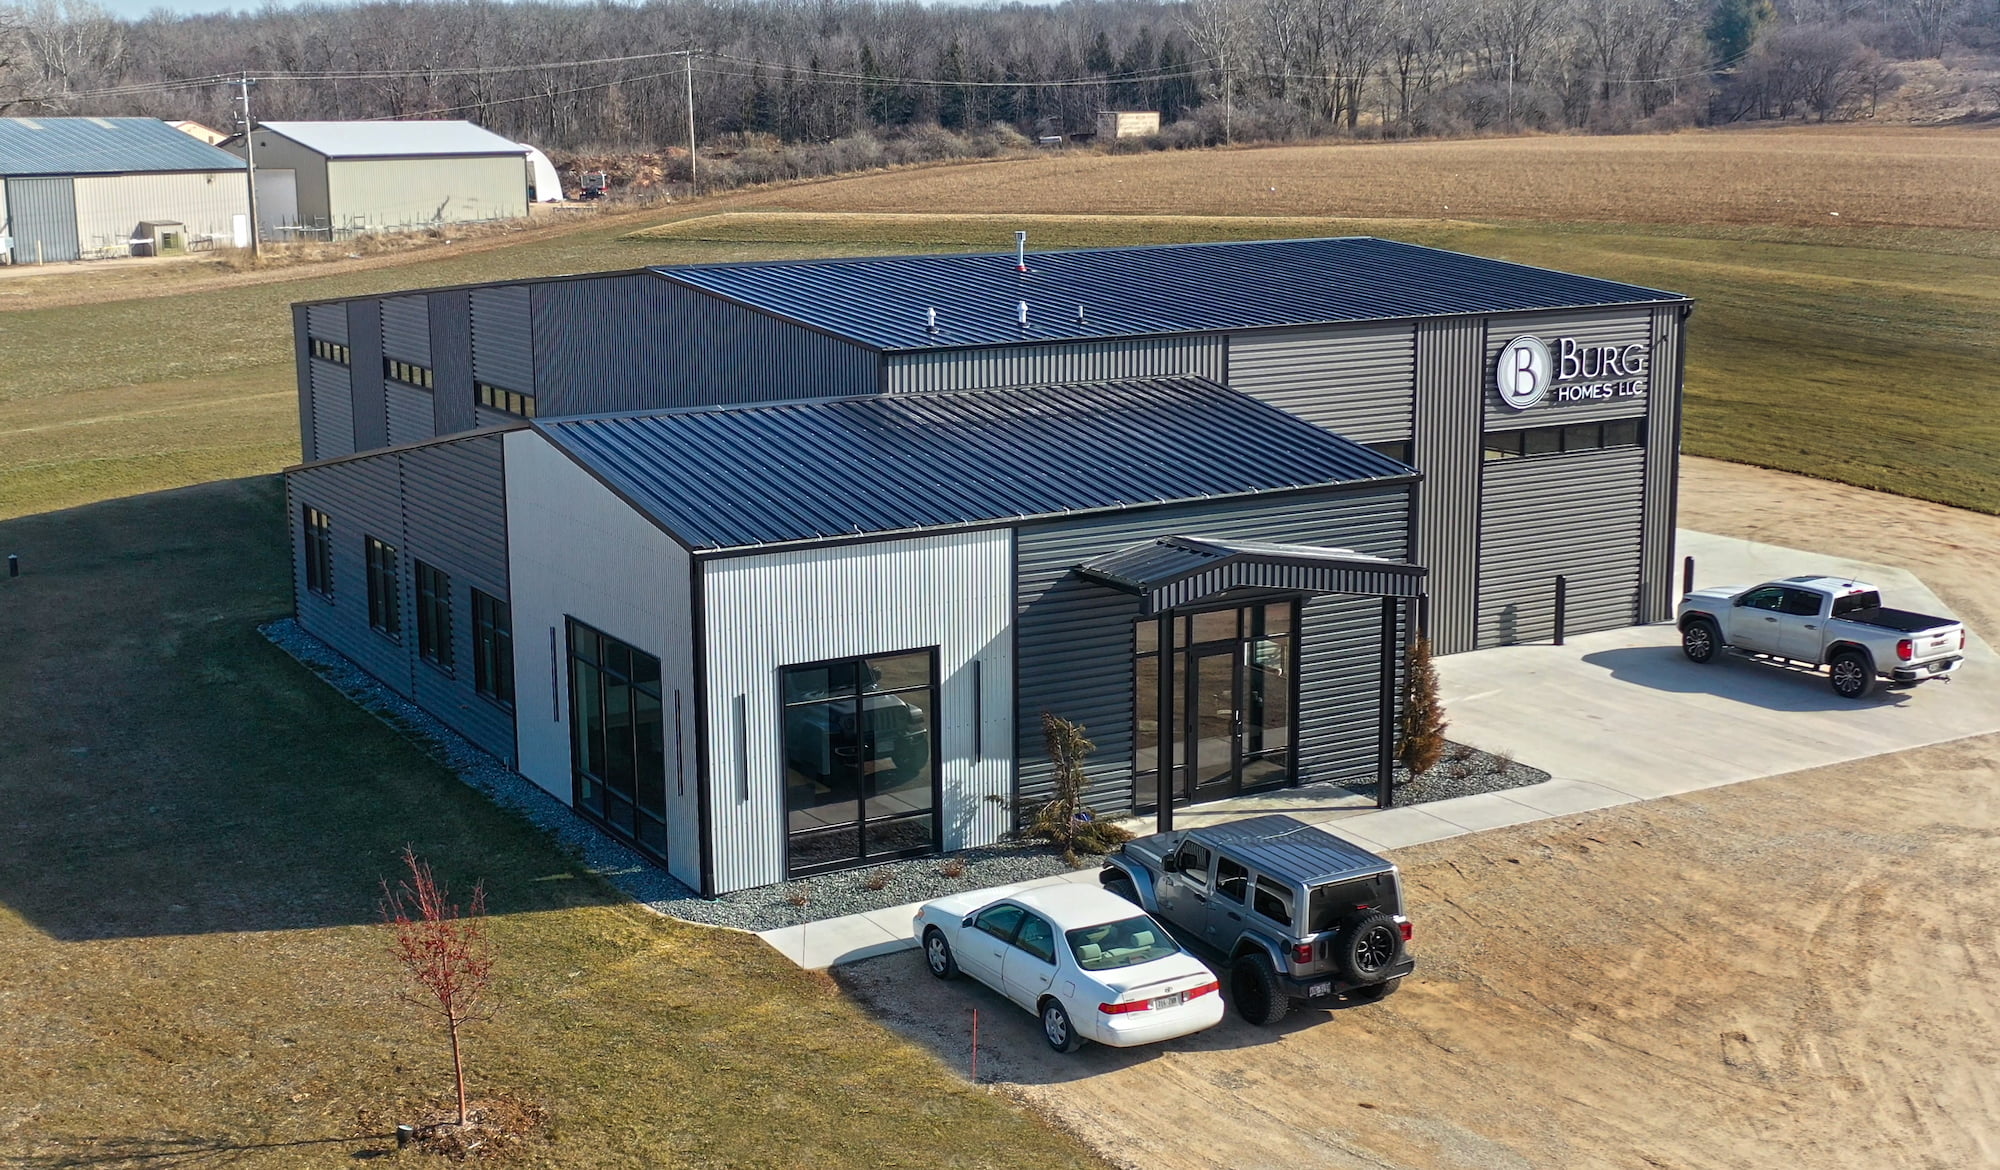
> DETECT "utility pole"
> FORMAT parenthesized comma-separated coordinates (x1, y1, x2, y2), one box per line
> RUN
(1222, 49, 1232, 145)
(237, 72, 261, 256)
(676, 50, 699, 197)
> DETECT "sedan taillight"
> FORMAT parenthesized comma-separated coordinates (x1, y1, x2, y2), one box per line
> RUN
(1099, 998, 1151, 1015)
(1188, 980, 1220, 999)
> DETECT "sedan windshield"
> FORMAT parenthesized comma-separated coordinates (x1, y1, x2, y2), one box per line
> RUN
(1065, 916, 1182, 971)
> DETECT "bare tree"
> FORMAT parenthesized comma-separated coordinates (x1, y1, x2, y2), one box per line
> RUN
(380, 846, 495, 1129)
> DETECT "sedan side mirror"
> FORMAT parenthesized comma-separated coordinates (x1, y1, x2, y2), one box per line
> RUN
(1162, 855, 1180, 873)
(962, 914, 977, 929)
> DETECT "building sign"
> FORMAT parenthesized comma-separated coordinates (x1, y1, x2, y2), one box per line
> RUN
(1494, 334, 1650, 411)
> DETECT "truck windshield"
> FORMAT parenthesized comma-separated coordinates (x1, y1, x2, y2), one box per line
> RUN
(1308, 875, 1397, 933)
(1066, 916, 1182, 971)
(1831, 591, 1883, 619)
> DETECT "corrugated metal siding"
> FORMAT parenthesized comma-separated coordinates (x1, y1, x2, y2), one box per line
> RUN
(293, 304, 315, 462)
(347, 300, 388, 452)
(532, 275, 876, 416)
(469, 285, 534, 395)
(1483, 308, 1654, 431)
(290, 451, 410, 697)
(384, 384, 435, 446)
(702, 530, 1015, 893)
(324, 155, 527, 231)
(403, 435, 513, 762)
(306, 302, 348, 345)
(1015, 484, 1412, 820)
(1476, 447, 1646, 646)
(4, 177, 78, 262)
(429, 288, 475, 435)
(380, 295, 432, 366)
(504, 430, 698, 891)
(883, 335, 1222, 394)
(1413, 317, 1485, 655)
(473, 406, 518, 430)
(71, 171, 247, 249)
(0, 116, 248, 175)
(1640, 305, 1685, 623)
(308, 360, 354, 459)
(1226, 323, 1416, 442)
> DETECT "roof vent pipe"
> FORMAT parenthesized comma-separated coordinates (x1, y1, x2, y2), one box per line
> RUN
(1015, 230, 1028, 273)
(1018, 300, 1029, 329)
(926, 306, 938, 334)
(1077, 304, 1087, 325)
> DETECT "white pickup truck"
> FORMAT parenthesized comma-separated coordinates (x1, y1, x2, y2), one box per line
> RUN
(1677, 576, 1965, 699)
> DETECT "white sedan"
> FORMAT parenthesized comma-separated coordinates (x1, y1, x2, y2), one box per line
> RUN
(913, 884, 1224, 1053)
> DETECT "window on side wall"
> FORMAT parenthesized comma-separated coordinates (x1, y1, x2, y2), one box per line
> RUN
(472, 589, 514, 708)
(415, 561, 452, 670)
(365, 536, 400, 638)
(302, 506, 333, 598)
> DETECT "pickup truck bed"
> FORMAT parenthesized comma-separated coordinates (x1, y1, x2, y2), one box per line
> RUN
(1838, 606, 1945, 634)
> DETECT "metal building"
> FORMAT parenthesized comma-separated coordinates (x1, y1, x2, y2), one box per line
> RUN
(0, 116, 249, 263)
(225, 121, 528, 238)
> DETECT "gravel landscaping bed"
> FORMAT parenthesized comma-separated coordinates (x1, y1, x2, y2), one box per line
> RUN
(1342, 741, 1551, 805)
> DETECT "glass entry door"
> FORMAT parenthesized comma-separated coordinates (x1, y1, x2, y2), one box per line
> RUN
(1135, 601, 1297, 810)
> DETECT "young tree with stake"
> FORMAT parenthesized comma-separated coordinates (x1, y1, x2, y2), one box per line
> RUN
(380, 846, 494, 1128)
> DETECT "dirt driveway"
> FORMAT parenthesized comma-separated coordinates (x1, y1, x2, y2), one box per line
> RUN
(836, 460, 2000, 1170)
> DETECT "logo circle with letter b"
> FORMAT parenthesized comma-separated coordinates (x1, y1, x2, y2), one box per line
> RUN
(1495, 336, 1551, 410)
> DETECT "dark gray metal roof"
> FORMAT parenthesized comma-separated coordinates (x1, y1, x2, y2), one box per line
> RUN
(0, 117, 248, 176)
(1190, 814, 1394, 882)
(538, 378, 1414, 553)
(1081, 535, 1425, 612)
(655, 237, 1685, 352)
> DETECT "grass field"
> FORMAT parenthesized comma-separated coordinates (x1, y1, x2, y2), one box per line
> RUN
(0, 478, 1107, 1168)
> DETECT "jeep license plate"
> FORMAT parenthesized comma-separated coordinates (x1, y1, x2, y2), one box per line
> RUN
(1151, 992, 1185, 1010)
(1307, 981, 1333, 998)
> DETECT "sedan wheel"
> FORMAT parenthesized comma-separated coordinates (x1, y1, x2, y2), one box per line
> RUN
(1041, 999, 1083, 1054)
(923, 928, 958, 979)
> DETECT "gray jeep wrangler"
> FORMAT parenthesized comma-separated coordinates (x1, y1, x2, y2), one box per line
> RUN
(1100, 813, 1414, 1025)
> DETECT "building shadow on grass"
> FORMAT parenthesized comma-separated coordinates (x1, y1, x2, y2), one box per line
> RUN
(12, 1133, 382, 1168)
(0, 477, 602, 941)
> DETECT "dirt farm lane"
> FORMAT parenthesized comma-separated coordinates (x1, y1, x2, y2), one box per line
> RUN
(835, 459, 2000, 1170)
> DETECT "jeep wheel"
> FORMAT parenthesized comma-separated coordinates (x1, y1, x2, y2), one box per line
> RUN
(1682, 619, 1720, 664)
(1332, 912, 1403, 985)
(1229, 954, 1290, 1027)
(1829, 651, 1875, 699)
(1102, 876, 1139, 906)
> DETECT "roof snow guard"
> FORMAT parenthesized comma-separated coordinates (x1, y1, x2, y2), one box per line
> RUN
(1080, 535, 1426, 613)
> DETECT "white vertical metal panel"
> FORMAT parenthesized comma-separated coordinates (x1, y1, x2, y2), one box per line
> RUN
(0, 181, 8, 260)
(702, 530, 1015, 895)
(504, 430, 701, 891)
(326, 155, 527, 231)
(71, 171, 249, 251)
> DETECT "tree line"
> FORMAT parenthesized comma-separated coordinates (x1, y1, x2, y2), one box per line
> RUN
(0, 0, 1989, 154)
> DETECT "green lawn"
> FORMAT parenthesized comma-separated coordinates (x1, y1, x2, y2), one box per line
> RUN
(4, 207, 1995, 520)
(0, 477, 1106, 1168)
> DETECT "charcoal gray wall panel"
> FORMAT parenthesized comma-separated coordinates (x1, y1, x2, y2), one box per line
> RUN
(534, 276, 877, 415)
(289, 452, 410, 698)
(1225, 323, 1417, 441)
(384, 384, 436, 446)
(1015, 484, 1413, 820)
(5, 177, 78, 262)
(1640, 305, 1686, 624)
(429, 288, 475, 435)
(293, 304, 315, 462)
(1413, 317, 1485, 655)
(347, 300, 388, 452)
(1477, 447, 1645, 646)
(306, 302, 348, 344)
(1483, 308, 1654, 431)
(308, 360, 354, 460)
(400, 435, 514, 763)
(469, 284, 535, 395)
(884, 335, 1223, 394)
(473, 406, 518, 430)
(380, 295, 432, 366)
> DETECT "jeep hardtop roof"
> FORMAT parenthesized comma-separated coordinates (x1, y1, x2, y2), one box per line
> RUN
(1185, 814, 1393, 885)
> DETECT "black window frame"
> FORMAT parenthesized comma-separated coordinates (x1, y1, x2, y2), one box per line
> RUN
(414, 560, 453, 671)
(567, 618, 669, 864)
(471, 589, 514, 710)
(364, 536, 400, 639)
(1365, 439, 1413, 464)
(384, 357, 435, 390)
(477, 382, 537, 419)
(302, 505, 333, 599)
(1483, 419, 1647, 460)
(309, 337, 351, 366)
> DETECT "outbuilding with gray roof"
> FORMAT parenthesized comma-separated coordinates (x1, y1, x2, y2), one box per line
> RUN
(223, 120, 528, 238)
(0, 116, 249, 262)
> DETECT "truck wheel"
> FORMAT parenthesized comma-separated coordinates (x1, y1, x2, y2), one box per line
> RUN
(1229, 953, 1290, 1026)
(1829, 651, 1876, 699)
(1681, 619, 1720, 664)
(1332, 912, 1402, 985)
(1102, 877, 1139, 906)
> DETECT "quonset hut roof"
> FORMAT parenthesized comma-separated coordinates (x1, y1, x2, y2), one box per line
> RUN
(254, 121, 527, 159)
(537, 377, 1415, 553)
(655, 236, 1686, 352)
(0, 117, 248, 176)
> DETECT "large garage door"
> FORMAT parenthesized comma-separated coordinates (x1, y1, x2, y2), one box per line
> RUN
(4, 177, 79, 263)
(1477, 447, 1645, 647)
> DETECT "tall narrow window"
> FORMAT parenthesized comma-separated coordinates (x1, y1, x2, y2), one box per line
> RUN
(568, 620, 667, 862)
(365, 536, 400, 638)
(472, 590, 514, 708)
(781, 649, 939, 875)
(302, 506, 333, 598)
(415, 561, 452, 669)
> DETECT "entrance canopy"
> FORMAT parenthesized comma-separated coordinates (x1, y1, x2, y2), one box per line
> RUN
(1079, 535, 1426, 614)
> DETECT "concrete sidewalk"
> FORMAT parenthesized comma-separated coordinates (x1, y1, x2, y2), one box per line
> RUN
(757, 529, 1998, 971)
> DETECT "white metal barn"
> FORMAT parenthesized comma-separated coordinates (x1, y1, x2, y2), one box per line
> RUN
(226, 121, 529, 238)
(0, 116, 250, 263)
